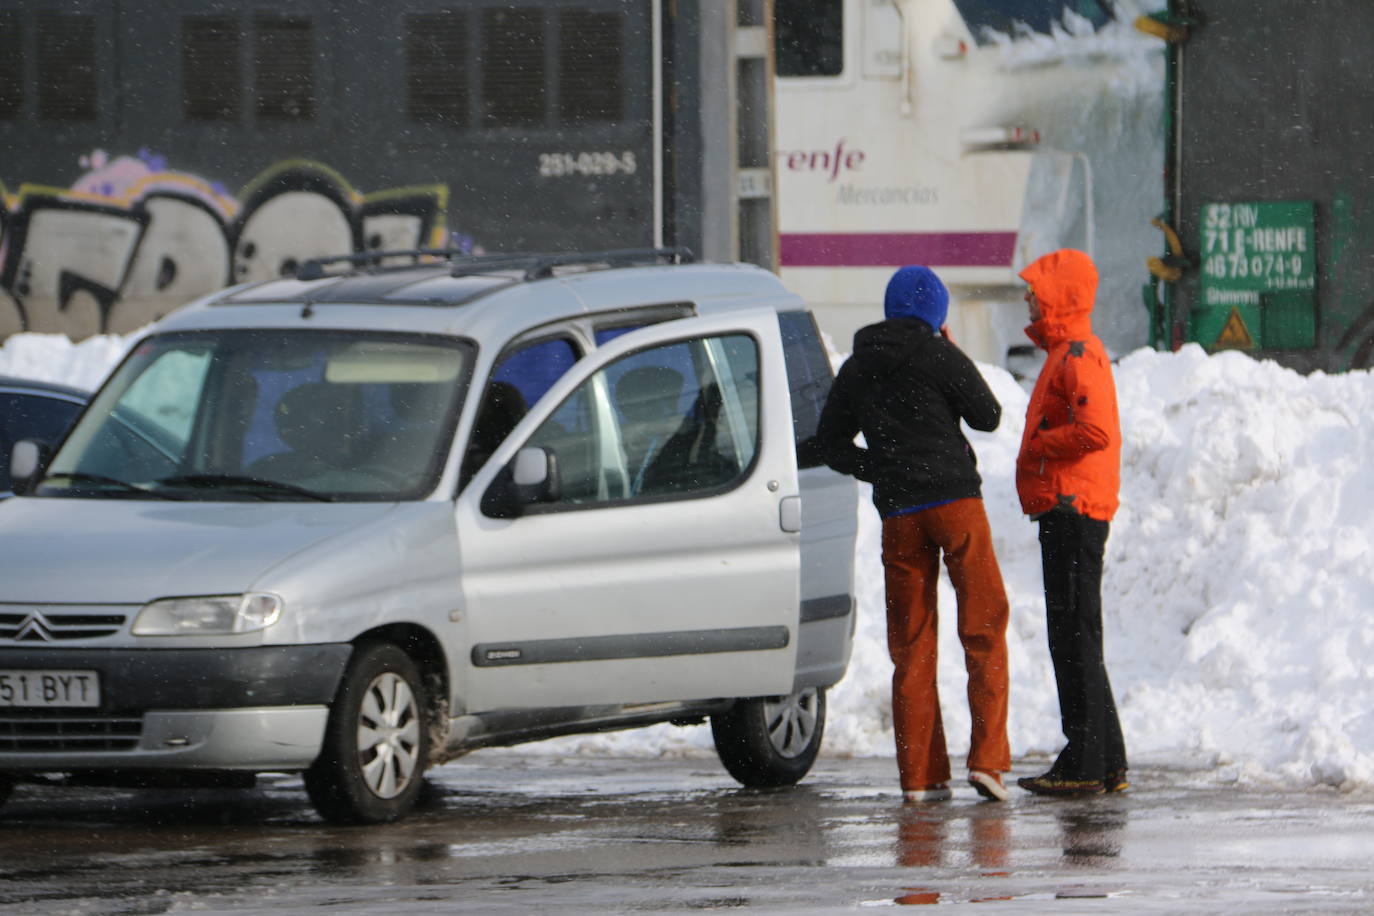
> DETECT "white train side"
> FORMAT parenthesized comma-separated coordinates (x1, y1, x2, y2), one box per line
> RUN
(774, 0, 1166, 366)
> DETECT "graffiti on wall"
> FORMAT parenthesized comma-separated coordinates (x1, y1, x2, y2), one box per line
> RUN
(0, 150, 454, 341)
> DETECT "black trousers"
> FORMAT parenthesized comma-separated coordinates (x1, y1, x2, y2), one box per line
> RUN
(1038, 510, 1127, 780)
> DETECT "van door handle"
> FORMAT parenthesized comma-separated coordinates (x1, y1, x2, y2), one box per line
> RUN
(779, 495, 801, 533)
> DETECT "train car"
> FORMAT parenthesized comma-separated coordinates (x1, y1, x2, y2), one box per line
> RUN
(0, 1, 774, 342)
(1149, 0, 1374, 372)
(772, 0, 1166, 366)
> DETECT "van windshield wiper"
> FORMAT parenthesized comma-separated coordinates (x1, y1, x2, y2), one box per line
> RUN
(154, 473, 336, 502)
(40, 471, 179, 499)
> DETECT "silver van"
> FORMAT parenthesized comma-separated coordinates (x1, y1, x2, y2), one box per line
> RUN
(0, 249, 857, 823)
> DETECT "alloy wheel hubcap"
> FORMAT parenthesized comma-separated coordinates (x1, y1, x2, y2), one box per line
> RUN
(356, 672, 421, 798)
(763, 688, 819, 758)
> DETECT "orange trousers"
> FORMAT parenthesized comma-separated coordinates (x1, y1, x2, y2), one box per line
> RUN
(882, 498, 1010, 790)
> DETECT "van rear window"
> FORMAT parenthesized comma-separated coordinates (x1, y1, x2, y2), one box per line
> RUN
(778, 311, 833, 467)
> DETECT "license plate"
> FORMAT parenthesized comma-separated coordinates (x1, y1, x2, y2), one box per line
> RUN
(0, 670, 101, 708)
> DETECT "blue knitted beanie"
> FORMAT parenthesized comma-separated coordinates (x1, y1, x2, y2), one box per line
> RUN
(884, 265, 949, 330)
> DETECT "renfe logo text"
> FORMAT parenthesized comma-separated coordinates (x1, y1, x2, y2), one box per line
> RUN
(777, 139, 866, 183)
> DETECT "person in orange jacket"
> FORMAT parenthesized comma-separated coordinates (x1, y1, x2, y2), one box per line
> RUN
(1014, 249, 1128, 797)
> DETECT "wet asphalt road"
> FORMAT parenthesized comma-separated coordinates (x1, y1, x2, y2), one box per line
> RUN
(0, 754, 1370, 914)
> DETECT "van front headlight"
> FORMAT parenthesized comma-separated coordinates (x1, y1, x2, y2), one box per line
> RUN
(132, 593, 283, 635)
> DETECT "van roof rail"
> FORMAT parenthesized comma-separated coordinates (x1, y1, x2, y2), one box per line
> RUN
(292, 246, 694, 282)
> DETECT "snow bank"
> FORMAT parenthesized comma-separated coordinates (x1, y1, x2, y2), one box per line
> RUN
(3, 331, 1372, 792)
(0, 331, 132, 392)
(993, 0, 1168, 359)
(1107, 346, 1374, 790)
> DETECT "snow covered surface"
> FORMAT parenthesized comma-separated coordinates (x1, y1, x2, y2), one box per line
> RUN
(0, 332, 130, 392)
(3, 329, 1372, 793)
(999, 0, 1169, 359)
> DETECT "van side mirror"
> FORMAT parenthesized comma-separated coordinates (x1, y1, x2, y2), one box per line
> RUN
(480, 447, 561, 519)
(512, 447, 560, 504)
(8, 440, 46, 495)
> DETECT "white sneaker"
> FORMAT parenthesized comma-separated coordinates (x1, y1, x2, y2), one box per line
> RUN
(903, 784, 952, 803)
(968, 770, 1010, 801)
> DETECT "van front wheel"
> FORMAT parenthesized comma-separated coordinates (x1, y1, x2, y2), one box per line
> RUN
(711, 687, 825, 788)
(305, 641, 429, 824)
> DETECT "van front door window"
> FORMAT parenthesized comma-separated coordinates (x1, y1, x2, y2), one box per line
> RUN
(519, 333, 760, 507)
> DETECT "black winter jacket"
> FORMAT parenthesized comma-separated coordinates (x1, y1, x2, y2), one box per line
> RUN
(805, 317, 1002, 517)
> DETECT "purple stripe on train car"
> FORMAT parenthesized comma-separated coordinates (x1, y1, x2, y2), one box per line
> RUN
(779, 232, 1017, 267)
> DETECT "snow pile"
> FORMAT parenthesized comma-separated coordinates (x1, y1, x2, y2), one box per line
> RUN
(989, 0, 1168, 358)
(0, 332, 132, 392)
(1107, 346, 1374, 789)
(982, 0, 1167, 69)
(3, 332, 1372, 791)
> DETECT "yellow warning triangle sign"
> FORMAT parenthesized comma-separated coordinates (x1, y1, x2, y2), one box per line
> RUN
(1215, 307, 1255, 349)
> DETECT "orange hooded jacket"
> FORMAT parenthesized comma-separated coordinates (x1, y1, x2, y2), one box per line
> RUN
(1016, 249, 1121, 522)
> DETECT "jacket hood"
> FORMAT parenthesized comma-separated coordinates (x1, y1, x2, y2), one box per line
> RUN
(852, 317, 938, 375)
(1019, 249, 1097, 344)
(883, 265, 949, 330)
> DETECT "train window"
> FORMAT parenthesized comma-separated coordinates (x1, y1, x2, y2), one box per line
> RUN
(183, 17, 242, 122)
(482, 8, 545, 128)
(254, 16, 315, 121)
(407, 12, 469, 125)
(952, 0, 1112, 44)
(559, 10, 623, 124)
(775, 0, 843, 78)
(0, 12, 21, 119)
(36, 12, 98, 121)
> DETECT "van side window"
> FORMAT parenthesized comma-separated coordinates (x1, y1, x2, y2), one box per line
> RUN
(520, 333, 759, 509)
(460, 336, 581, 489)
(592, 303, 693, 345)
(595, 325, 641, 345)
(778, 311, 833, 467)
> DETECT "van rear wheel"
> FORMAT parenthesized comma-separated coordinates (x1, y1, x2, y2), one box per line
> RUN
(711, 687, 825, 788)
(305, 641, 429, 824)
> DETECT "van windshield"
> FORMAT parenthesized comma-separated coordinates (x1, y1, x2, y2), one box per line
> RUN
(38, 330, 472, 502)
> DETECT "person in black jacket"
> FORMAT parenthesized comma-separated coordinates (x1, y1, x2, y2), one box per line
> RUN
(806, 265, 1012, 803)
